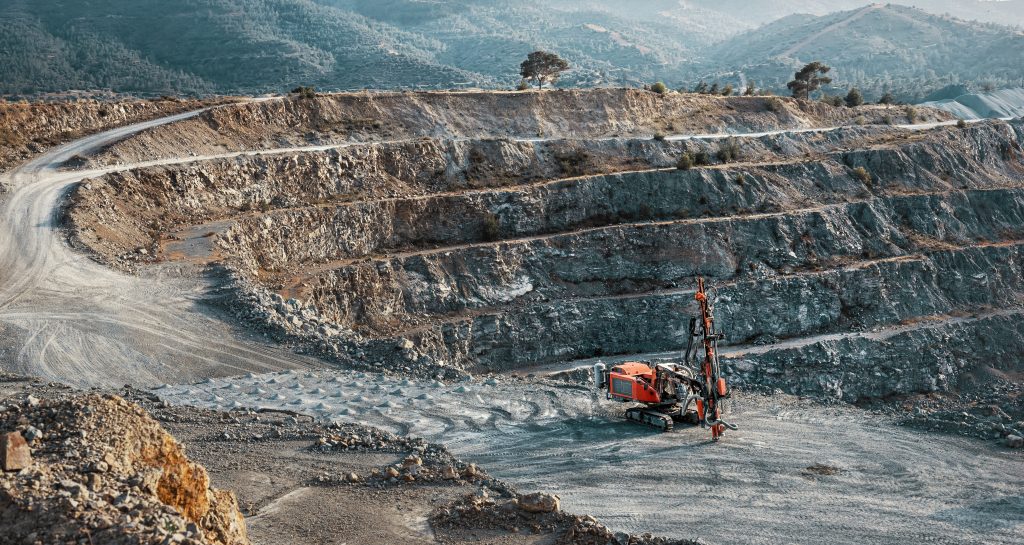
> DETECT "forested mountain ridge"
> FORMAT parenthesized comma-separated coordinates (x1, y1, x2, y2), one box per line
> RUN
(1, 0, 1023, 101)
(701, 4, 1024, 102)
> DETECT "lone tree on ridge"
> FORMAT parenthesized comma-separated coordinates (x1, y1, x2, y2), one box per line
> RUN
(520, 51, 570, 89)
(787, 61, 832, 100)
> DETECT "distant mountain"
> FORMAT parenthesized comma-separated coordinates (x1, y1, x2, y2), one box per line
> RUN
(1, 1, 1023, 99)
(922, 87, 1024, 119)
(686, 0, 1024, 28)
(0, 0, 700, 95)
(699, 4, 1024, 102)
(0, 0, 479, 95)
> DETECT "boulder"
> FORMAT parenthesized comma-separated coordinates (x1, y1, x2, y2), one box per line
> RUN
(518, 492, 560, 513)
(0, 432, 31, 471)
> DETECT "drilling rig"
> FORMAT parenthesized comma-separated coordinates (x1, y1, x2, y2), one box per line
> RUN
(593, 277, 737, 440)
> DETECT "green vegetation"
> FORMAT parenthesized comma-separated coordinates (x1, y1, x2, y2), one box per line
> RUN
(820, 94, 844, 107)
(1, 1, 1021, 98)
(904, 105, 918, 123)
(704, 4, 1024, 102)
(716, 138, 741, 163)
(788, 62, 832, 100)
(290, 86, 317, 99)
(519, 51, 569, 89)
(957, 119, 968, 129)
(845, 88, 863, 107)
(852, 166, 872, 186)
(878, 92, 896, 105)
(676, 152, 695, 170)
(481, 213, 500, 241)
(650, 81, 668, 94)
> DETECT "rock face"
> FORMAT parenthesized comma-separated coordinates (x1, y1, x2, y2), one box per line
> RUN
(0, 97, 212, 175)
(0, 394, 248, 545)
(88, 89, 933, 166)
(0, 431, 31, 471)
(66, 88, 1021, 408)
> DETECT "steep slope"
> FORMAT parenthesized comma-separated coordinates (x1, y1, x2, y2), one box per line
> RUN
(0, 0, 695, 95)
(3, 1, 1024, 97)
(0, 0, 476, 95)
(702, 4, 1024, 101)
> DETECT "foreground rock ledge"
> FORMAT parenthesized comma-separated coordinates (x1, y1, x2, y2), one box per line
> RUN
(0, 394, 248, 545)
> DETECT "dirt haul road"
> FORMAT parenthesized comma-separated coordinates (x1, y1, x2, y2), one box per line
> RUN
(0, 106, 1021, 545)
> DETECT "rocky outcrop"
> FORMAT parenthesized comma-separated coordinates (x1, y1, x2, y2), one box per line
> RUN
(64, 98, 1022, 405)
(0, 393, 249, 545)
(87, 89, 939, 166)
(0, 97, 214, 174)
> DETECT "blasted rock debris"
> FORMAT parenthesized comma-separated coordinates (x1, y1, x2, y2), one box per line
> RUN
(0, 431, 31, 471)
(0, 391, 248, 545)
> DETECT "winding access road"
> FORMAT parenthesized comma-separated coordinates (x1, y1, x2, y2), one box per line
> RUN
(0, 106, 1020, 545)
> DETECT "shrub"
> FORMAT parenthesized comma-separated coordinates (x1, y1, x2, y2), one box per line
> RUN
(481, 213, 500, 241)
(721, 84, 734, 96)
(651, 81, 668, 94)
(693, 151, 711, 166)
(957, 119, 968, 129)
(878, 91, 896, 105)
(765, 97, 784, 113)
(734, 174, 746, 185)
(290, 86, 317, 99)
(882, 115, 893, 125)
(554, 149, 590, 176)
(653, 132, 667, 141)
(716, 138, 741, 163)
(851, 167, 872, 185)
(516, 80, 530, 91)
(845, 88, 864, 107)
(676, 152, 695, 170)
(904, 105, 918, 124)
(854, 116, 867, 126)
(821, 94, 844, 107)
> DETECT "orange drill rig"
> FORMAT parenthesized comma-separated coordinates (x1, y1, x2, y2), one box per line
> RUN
(593, 277, 737, 440)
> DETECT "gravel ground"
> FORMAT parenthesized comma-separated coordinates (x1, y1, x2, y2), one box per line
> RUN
(0, 374, 694, 545)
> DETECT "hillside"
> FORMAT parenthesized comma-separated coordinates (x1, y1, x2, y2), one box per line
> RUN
(0, 0, 696, 95)
(0, 0, 478, 95)
(922, 87, 1024, 119)
(702, 4, 1024, 102)
(1, 1, 1023, 99)
(687, 0, 1024, 28)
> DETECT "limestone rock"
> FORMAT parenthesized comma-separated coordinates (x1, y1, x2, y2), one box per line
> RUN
(518, 492, 560, 513)
(0, 431, 31, 471)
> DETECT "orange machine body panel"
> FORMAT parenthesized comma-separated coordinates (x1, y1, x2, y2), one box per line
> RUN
(607, 362, 662, 404)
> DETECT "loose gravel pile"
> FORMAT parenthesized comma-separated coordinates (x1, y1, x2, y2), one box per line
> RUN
(0, 390, 248, 545)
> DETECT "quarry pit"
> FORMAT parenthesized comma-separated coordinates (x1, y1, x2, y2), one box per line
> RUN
(0, 90, 1021, 544)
